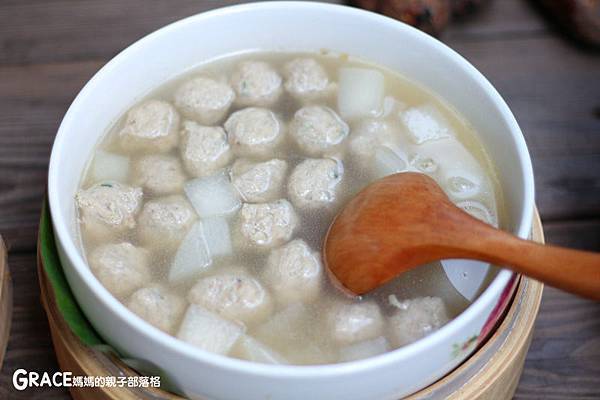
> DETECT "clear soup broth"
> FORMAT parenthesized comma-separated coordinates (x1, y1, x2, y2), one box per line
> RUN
(75, 51, 503, 365)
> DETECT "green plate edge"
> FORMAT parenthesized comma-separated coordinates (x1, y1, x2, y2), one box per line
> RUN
(39, 198, 104, 346)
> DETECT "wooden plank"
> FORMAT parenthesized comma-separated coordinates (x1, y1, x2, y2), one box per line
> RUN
(0, 0, 343, 66)
(543, 219, 600, 251)
(0, 253, 68, 399)
(515, 287, 600, 400)
(535, 157, 600, 221)
(524, 219, 600, 398)
(444, 0, 548, 39)
(0, 0, 552, 67)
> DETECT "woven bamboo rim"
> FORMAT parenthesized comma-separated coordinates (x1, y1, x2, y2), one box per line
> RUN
(38, 211, 544, 399)
(0, 236, 13, 370)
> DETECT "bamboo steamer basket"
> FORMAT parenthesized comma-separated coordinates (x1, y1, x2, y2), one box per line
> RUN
(38, 212, 545, 400)
(0, 236, 13, 371)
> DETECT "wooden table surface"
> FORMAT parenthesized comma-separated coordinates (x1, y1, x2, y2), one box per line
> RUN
(0, 0, 598, 398)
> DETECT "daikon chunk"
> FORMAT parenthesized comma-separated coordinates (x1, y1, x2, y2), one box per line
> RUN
(92, 151, 130, 183)
(202, 216, 233, 257)
(233, 335, 288, 364)
(337, 67, 384, 119)
(184, 172, 241, 217)
(255, 303, 310, 347)
(177, 305, 244, 355)
(413, 137, 488, 201)
(168, 222, 211, 284)
(401, 105, 452, 144)
(339, 336, 389, 362)
(372, 146, 408, 178)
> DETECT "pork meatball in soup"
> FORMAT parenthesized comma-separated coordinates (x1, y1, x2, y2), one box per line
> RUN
(224, 107, 284, 159)
(76, 51, 503, 365)
(174, 76, 235, 125)
(231, 61, 283, 107)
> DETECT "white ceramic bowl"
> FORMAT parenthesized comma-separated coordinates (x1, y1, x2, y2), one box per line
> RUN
(48, 2, 535, 399)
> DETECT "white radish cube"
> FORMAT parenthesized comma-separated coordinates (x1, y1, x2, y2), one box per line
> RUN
(233, 335, 288, 364)
(372, 146, 408, 179)
(92, 150, 130, 183)
(413, 137, 491, 201)
(201, 216, 233, 257)
(339, 336, 389, 362)
(401, 105, 452, 144)
(255, 303, 309, 347)
(177, 305, 245, 355)
(184, 172, 241, 217)
(169, 222, 212, 284)
(337, 67, 385, 119)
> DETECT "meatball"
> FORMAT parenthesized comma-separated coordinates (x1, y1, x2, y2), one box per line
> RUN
(131, 154, 186, 195)
(127, 285, 186, 333)
(230, 158, 288, 202)
(388, 296, 450, 347)
(118, 100, 179, 153)
(188, 269, 273, 325)
(327, 301, 384, 345)
(224, 107, 284, 159)
(230, 61, 282, 106)
(283, 58, 333, 100)
(137, 195, 197, 250)
(180, 120, 232, 177)
(287, 158, 344, 209)
(264, 239, 323, 306)
(174, 76, 235, 125)
(89, 242, 151, 298)
(75, 182, 143, 241)
(290, 106, 349, 157)
(237, 200, 298, 249)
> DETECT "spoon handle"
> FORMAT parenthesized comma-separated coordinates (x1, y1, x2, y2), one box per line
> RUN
(469, 229, 600, 300)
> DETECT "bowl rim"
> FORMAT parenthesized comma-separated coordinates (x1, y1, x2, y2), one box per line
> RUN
(48, 1, 535, 379)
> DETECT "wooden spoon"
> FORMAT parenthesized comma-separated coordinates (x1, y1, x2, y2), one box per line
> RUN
(324, 172, 600, 300)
